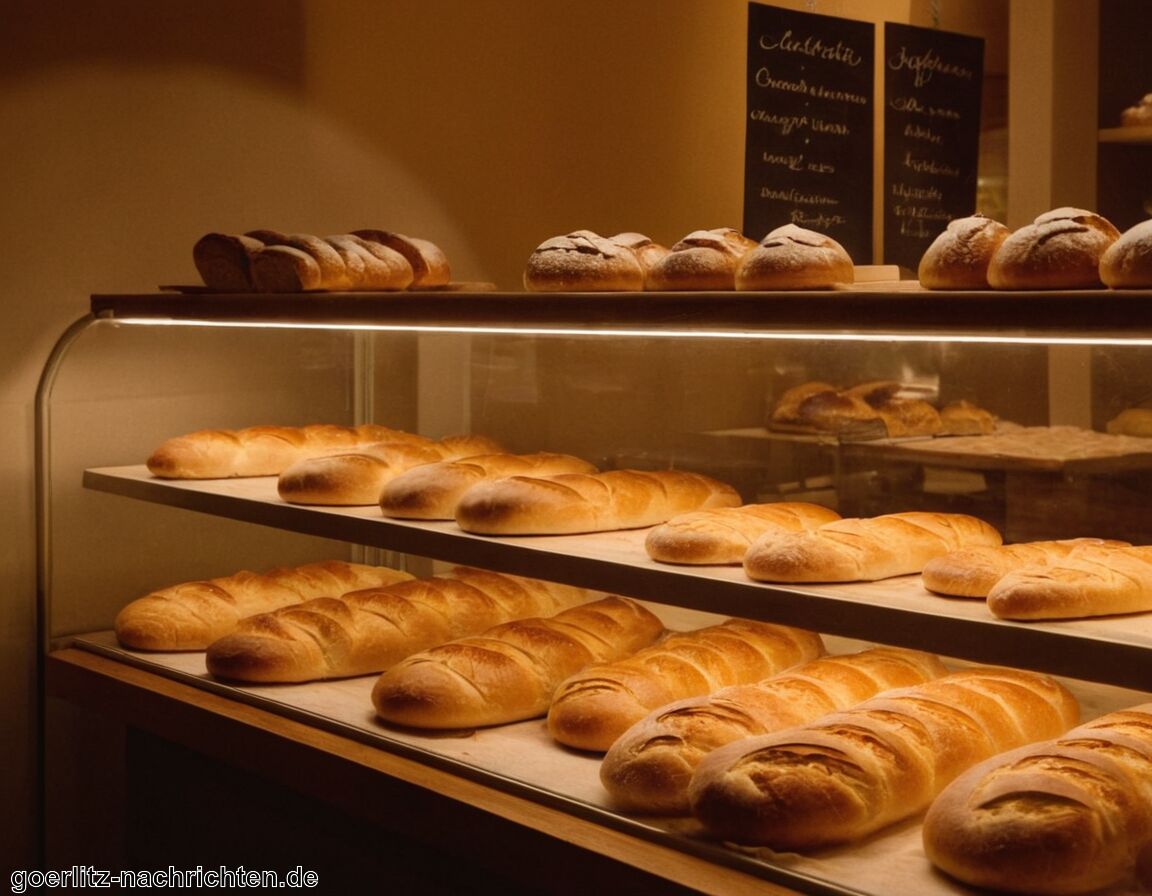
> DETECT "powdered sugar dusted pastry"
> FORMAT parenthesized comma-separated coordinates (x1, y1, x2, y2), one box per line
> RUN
(736, 224, 854, 290)
(1100, 218, 1152, 288)
(646, 228, 757, 291)
(1121, 93, 1152, 127)
(988, 207, 1120, 290)
(918, 215, 1010, 289)
(523, 230, 646, 291)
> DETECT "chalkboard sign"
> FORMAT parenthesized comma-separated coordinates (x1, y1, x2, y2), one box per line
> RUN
(744, 3, 875, 263)
(883, 22, 984, 270)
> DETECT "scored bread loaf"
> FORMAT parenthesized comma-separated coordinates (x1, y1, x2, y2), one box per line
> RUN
(922, 537, 1130, 598)
(646, 228, 758, 291)
(688, 666, 1079, 849)
(546, 619, 825, 752)
(923, 704, 1152, 895)
(644, 502, 842, 565)
(735, 224, 854, 290)
(379, 452, 598, 520)
(455, 469, 741, 536)
(351, 229, 452, 287)
(146, 423, 429, 479)
(277, 433, 504, 506)
(743, 511, 1002, 583)
(204, 567, 592, 682)
(987, 207, 1120, 290)
(114, 560, 413, 651)
(917, 214, 1010, 290)
(371, 595, 665, 729)
(986, 543, 1152, 620)
(600, 646, 948, 814)
(522, 230, 652, 291)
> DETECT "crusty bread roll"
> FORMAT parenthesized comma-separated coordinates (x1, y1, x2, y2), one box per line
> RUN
(277, 434, 504, 506)
(922, 538, 1130, 598)
(986, 543, 1152, 620)
(744, 511, 1003, 583)
(1107, 406, 1152, 436)
(872, 397, 943, 437)
(923, 704, 1152, 895)
(379, 452, 598, 520)
(371, 595, 665, 729)
(735, 224, 854, 290)
(1100, 218, 1152, 288)
(547, 619, 825, 752)
(205, 568, 592, 683)
(644, 502, 841, 565)
(352, 229, 451, 287)
(454, 469, 742, 535)
(987, 207, 1121, 290)
(938, 399, 997, 435)
(146, 423, 430, 479)
(768, 381, 839, 424)
(192, 232, 270, 291)
(114, 560, 413, 651)
(688, 666, 1079, 849)
(645, 228, 757, 291)
(1121, 93, 1152, 127)
(609, 231, 671, 283)
(918, 214, 1010, 290)
(522, 230, 647, 291)
(600, 646, 948, 814)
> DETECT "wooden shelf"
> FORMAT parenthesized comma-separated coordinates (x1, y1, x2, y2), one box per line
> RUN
(1099, 125, 1152, 143)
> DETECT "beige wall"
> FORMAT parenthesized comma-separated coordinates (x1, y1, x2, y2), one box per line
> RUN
(3, 0, 1018, 871)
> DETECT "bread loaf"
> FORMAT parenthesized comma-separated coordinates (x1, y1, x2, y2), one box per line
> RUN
(522, 230, 649, 291)
(938, 399, 997, 435)
(379, 452, 598, 520)
(646, 228, 757, 291)
(987, 543, 1152, 620)
(918, 214, 1010, 290)
(547, 619, 825, 752)
(688, 666, 1079, 849)
(735, 224, 854, 290)
(114, 560, 413, 651)
(1100, 218, 1152, 289)
(277, 434, 504, 506)
(455, 469, 741, 536)
(744, 511, 1003, 583)
(988, 207, 1120, 290)
(192, 232, 272, 291)
(146, 423, 428, 479)
(644, 502, 841, 565)
(205, 567, 592, 682)
(1107, 406, 1152, 437)
(352, 229, 451, 287)
(923, 704, 1152, 895)
(371, 596, 666, 729)
(922, 538, 1130, 598)
(600, 647, 948, 814)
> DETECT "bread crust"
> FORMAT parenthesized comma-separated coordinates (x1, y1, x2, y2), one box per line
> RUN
(918, 214, 1010, 290)
(646, 228, 757, 291)
(1100, 218, 1152, 288)
(523, 230, 647, 291)
(988, 207, 1120, 290)
(736, 224, 854, 290)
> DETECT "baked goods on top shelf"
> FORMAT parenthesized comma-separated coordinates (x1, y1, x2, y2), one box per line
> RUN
(204, 567, 593, 683)
(645, 228, 757, 291)
(688, 666, 1079, 850)
(923, 704, 1152, 895)
(522, 230, 667, 291)
(546, 619, 825, 752)
(1107, 406, 1152, 437)
(1121, 93, 1152, 127)
(114, 560, 413, 651)
(454, 468, 741, 535)
(987, 207, 1121, 290)
(600, 646, 948, 814)
(735, 224, 854, 290)
(371, 595, 665, 729)
(1100, 218, 1152, 289)
(918, 214, 1010, 290)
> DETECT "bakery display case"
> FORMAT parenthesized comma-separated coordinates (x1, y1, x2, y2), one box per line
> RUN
(39, 287, 1152, 895)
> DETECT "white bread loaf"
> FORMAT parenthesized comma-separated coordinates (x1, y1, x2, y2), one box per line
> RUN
(1100, 218, 1152, 289)
(371, 596, 665, 729)
(546, 619, 825, 752)
(276, 433, 504, 506)
(922, 538, 1131, 598)
(205, 568, 592, 682)
(743, 511, 1003, 583)
(644, 502, 841, 565)
(454, 469, 742, 536)
(646, 228, 757, 291)
(600, 647, 948, 814)
(735, 224, 854, 290)
(146, 423, 429, 480)
(114, 560, 413, 651)
(688, 666, 1079, 849)
(923, 704, 1152, 895)
(917, 214, 1010, 290)
(522, 230, 652, 291)
(987, 207, 1120, 290)
(379, 452, 598, 520)
(986, 543, 1152, 620)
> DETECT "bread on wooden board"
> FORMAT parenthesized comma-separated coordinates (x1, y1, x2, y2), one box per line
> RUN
(646, 228, 757, 291)
(351, 229, 451, 287)
(600, 646, 948, 814)
(917, 214, 1010, 290)
(455, 469, 741, 536)
(546, 619, 825, 752)
(371, 596, 665, 729)
(114, 560, 413, 651)
(644, 502, 841, 565)
(923, 704, 1152, 895)
(743, 511, 1002, 583)
(522, 230, 652, 292)
(735, 224, 854, 290)
(205, 567, 592, 682)
(688, 666, 1079, 850)
(379, 452, 598, 520)
(988, 207, 1120, 290)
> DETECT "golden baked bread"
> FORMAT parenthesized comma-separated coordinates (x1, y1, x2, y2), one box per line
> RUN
(872, 397, 943, 437)
(767, 381, 839, 425)
(938, 399, 997, 435)
(600, 647, 948, 814)
(1100, 218, 1152, 288)
(1106, 405, 1152, 436)
(114, 560, 413, 651)
(923, 704, 1152, 895)
(735, 224, 854, 290)
(192, 232, 276, 291)
(987, 207, 1121, 290)
(645, 228, 757, 291)
(522, 230, 648, 291)
(352, 229, 451, 287)
(546, 619, 825, 752)
(688, 666, 1079, 849)
(1121, 93, 1152, 127)
(371, 595, 666, 729)
(918, 214, 1010, 290)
